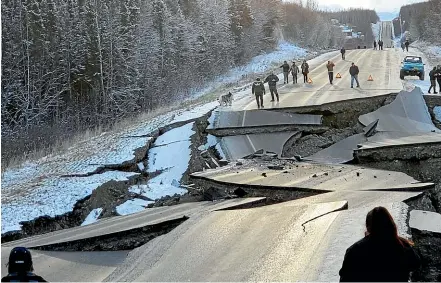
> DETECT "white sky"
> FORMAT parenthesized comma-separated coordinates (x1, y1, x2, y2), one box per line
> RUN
(315, 0, 427, 12)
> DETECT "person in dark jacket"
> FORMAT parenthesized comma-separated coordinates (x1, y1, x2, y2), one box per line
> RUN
(373, 40, 377, 50)
(405, 40, 410, 52)
(301, 60, 309, 83)
(339, 206, 420, 282)
(2, 247, 47, 282)
(326, 61, 335, 85)
(252, 78, 265, 109)
(264, 72, 280, 102)
(280, 61, 290, 84)
(349, 62, 360, 88)
(290, 62, 300, 84)
(428, 67, 438, 94)
(340, 47, 346, 60)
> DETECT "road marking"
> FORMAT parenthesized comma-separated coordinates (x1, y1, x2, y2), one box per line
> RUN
(246, 134, 257, 152)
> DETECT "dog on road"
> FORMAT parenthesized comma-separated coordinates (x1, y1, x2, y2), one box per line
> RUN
(218, 92, 233, 106)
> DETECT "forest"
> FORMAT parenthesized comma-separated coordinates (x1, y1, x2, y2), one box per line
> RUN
(394, 0, 441, 44)
(1, 0, 375, 164)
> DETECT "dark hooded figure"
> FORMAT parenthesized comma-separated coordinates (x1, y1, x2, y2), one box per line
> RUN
(373, 40, 377, 50)
(405, 40, 410, 52)
(280, 61, 290, 84)
(251, 78, 265, 109)
(339, 207, 420, 282)
(2, 247, 47, 282)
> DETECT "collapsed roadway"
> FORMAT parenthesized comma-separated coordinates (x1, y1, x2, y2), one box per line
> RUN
(2, 22, 441, 282)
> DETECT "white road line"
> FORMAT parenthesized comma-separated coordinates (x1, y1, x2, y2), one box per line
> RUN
(246, 134, 257, 152)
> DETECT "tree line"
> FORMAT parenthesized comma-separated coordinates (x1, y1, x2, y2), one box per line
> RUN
(394, 0, 441, 44)
(320, 9, 379, 44)
(1, 0, 373, 163)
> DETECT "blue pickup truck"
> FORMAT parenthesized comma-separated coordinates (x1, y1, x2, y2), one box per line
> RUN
(400, 55, 425, 80)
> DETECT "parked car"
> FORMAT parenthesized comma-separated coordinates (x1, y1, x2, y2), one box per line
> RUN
(400, 55, 425, 80)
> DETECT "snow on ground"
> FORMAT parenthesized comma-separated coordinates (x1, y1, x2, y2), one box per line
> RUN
(115, 122, 195, 215)
(81, 208, 103, 226)
(434, 106, 441, 122)
(116, 199, 154, 216)
(1, 171, 138, 233)
(371, 22, 381, 41)
(171, 101, 219, 124)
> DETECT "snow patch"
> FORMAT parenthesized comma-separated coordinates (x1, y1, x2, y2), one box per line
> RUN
(171, 101, 219, 123)
(1, 171, 138, 233)
(116, 198, 154, 216)
(81, 208, 103, 226)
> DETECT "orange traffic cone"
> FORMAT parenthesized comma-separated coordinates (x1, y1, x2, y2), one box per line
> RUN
(368, 75, 373, 81)
(308, 78, 313, 84)
(336, 73, 342, 78)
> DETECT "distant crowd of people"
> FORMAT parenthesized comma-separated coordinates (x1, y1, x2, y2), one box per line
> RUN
(2, 207, 420, 282)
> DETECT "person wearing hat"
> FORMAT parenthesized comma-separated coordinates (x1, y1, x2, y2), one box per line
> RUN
(264, 71, 280, 102)
(2, 247, 47, 282)
(251, 78, 266, 109)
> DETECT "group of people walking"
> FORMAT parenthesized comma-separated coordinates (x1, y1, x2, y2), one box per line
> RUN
(252, 58, 363, 109)
(279, 60, 310, 85)
(429, 65, 441, 94)
(401, 40, 410, 52)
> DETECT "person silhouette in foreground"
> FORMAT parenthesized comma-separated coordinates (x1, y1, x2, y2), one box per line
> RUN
(339, 206, 420, 282)
(2, 247, 47, 282)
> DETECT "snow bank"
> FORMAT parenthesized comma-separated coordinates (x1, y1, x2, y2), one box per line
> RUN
(116, 198, 154, 216)
(115, 123, 195, 215)
(1, 171, 138, 233)
(81, 208, 103, 226)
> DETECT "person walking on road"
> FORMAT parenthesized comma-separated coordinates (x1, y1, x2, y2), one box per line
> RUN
(340, 47, 346, 60)
(401, 41, 405, 51)
(428, 67, 438, 94)
(326, 61, 335, 85)
(264, 72, 280, 102)
(2, 247, 47, 282)
(349, 62, 360, 88)
(339, 206, 420, 282)
(301, 60, 309, 83)
(290, 62, 299, 84)
(280, 61, 290, 84)
(373, 40, 377, 50)
(405, 40, 410, 52)
(252, 78, 265, 109)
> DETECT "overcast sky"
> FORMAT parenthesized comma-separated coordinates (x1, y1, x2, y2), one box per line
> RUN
(315, 0, 427, 12)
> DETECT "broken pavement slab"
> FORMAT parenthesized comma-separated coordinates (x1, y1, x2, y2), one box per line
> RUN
(219, 132, 299, 160)
(359, 87, 440, 133)
(409, 210, 441, 234)
(191, 163, 434, 192)
(2, 198, 266, 249)
(208, 110, 323, 129)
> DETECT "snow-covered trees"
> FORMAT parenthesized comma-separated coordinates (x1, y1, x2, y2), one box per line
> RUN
(1, 0, 344, 162)
(398, 0, 441, 44)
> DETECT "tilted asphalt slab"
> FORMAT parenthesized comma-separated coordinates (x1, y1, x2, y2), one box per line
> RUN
(191, 162, 434, 192)
(1, 198, 266, 249)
